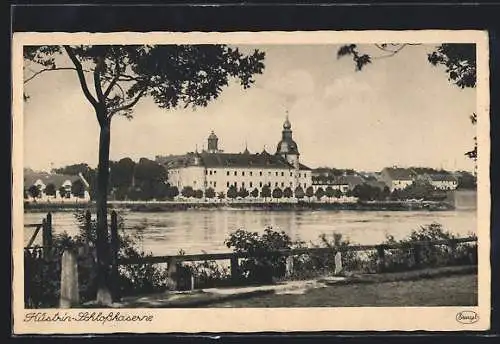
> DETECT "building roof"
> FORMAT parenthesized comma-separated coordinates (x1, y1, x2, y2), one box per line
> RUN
(164, 151, 312, 171)
(427, 173, 457, 182)
(24, 171, 88, 189)
(312, 175, 360, 185)
(382, 167, 414, 181)
(338, 175, 365, 187)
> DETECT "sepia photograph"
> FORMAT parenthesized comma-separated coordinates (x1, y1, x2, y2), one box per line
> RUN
(12, 30, 490, 333)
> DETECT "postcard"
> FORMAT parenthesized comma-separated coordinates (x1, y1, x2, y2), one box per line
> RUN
(12, 30, 490, 333)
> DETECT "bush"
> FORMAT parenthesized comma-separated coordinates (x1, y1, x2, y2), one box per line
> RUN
(224, 227, 293, 284)
(373, 223, 477, 273)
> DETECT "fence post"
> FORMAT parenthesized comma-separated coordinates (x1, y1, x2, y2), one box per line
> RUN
(230, 255, 239, 281)
(84, 210, 92, 247)
(376, 245, 385, 273)
(60, 249, 80, 308)
(110, 211, 120, 301)
(413, 244, 421, 268)
(334, 251, 343, 275)
(167, 257, 178, 290)
(285, 255, 294, 278)
(42, 213, 53, 258)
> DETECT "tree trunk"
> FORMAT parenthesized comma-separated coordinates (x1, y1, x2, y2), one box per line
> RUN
(95, 120, 113, 305)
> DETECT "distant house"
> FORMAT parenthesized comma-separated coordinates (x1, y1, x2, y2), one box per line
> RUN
(311, 175, 350, 194)
(423, 173, 458, 190)
(24, 170, 91, 202)
(380, 167, 415, 191)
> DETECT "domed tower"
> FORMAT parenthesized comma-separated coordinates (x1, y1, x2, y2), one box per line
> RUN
(276, 115, 300, 168)
(207, 131, 219, 153)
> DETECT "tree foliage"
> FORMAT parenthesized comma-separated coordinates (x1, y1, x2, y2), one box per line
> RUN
(28, 185, 40, 199)
(315, 187, 325, 200)
(260, 185, 271, 199)
(294, 186, 305, 199)
(227, 185, 238, 199)
(272, 187, 283, 199)
(44, 183, 56, 197)
(283, 187, 293, 198)
(24, 45, 266, 119)
(250, 188, 259, 198)
(71, 179, 86, 198)
(181, 186, 195, 198)
(205, 187, 216, 199)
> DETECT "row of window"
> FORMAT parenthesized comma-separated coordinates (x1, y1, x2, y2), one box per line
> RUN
(204, 169, 309, 178)
(224, 181, 309, 189)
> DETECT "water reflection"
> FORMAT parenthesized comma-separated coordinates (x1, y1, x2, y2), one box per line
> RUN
(24, 209, 477, 256)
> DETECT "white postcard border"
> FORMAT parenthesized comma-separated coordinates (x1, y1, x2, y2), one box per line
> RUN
(12, 30, 491, 334)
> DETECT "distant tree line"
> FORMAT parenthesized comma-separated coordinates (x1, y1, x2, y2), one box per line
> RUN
(51, 158, 178, 201)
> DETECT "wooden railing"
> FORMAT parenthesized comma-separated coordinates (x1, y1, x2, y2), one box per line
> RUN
(118, 236, 477, 289)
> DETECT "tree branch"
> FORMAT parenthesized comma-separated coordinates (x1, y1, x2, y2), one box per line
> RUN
(23, 67, 91, 84)
(63, 45, 99, 110)
(93, 56, 106, 103)
(108, 88, 147, 121)
(103, 53, 122, 99)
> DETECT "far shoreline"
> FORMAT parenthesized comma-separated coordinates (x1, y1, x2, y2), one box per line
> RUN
(23, 199, 458, 213)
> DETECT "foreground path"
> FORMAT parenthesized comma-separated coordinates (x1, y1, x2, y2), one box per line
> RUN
(106, 266, 477, 308)
(208, 274, 477, 308)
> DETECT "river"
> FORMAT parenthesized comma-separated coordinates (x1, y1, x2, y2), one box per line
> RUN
(24, 207, 477, 256)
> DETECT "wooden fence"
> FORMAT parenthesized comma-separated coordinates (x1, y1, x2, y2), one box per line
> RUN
(118, 236, 478, 288)
(25, 213, 53, 256)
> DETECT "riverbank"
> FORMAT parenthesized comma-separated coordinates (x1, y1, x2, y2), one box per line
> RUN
(24, 199, 455, 213)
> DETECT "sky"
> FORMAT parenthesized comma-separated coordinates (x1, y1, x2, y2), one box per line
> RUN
(23, 44, 477, 173)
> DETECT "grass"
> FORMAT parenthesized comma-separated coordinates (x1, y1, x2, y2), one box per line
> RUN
(206, 274, 477, 308)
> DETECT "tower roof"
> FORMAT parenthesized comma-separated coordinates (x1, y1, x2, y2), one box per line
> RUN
(208, 131, 218, 140)
(283, 114, 291, 130)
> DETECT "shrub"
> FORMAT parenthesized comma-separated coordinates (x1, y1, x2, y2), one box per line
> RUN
(224, 227, 293, 284)
(373, 223, 478, 273)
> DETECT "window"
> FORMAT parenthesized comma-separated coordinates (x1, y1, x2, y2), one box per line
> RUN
(304, 183, 306, 188)
(227, 182, 230, 187)
(214, 182, 217, 187)
(260, 182, 263, 187)
(227, 171, 230, 176)
(299, 173, 302, 178)
(242, 182, 245, 187)
(275, 172, 278, 177)
(214, 170, 217, 174)
(290, 172, 293, 177)
(260, 171, 263, 176)
(242, 171, 245, 176)
(234, 171, 237, 176)
(281, 172, 284, 177)
(209, 171, 213, 175)
(234, 182, 237, 187)
(250, 182, 253, 188)
(205, 170, 208, 175)
(209, 181, 212, 185)
(290, 182, 293, 186)
(281, 182, 284, 187)
(250, 171, 253, 176)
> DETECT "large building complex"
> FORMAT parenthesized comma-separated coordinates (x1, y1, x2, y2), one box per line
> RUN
(162, 117, 313, 196)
